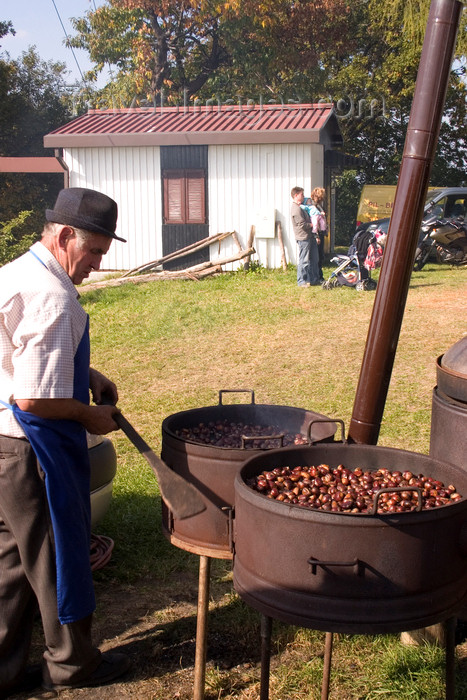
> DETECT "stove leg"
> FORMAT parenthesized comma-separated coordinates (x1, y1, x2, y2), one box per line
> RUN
(444, 617, 456, 700)
(194, 555, 211, 700)
(260, 615, 272, 700)
(321, 632, 333, 700)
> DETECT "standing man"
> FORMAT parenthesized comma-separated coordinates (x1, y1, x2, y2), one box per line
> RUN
(290, 186, 319, 287)
(0, 188, 130, 696)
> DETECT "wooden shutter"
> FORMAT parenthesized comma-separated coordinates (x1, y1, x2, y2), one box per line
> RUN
(163, 169, 206, 224)
(186, 170, 205, 224)
(163, 170, 185, 224)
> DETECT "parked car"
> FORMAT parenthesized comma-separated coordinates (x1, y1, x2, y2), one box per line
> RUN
(88, 432, 117, 527)
(421, 187, 466, 222)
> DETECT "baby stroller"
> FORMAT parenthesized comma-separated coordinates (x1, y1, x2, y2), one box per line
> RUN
(322, 227, 384, 291)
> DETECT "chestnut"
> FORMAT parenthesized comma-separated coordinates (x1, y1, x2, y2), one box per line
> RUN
(249, 463, 462, 515)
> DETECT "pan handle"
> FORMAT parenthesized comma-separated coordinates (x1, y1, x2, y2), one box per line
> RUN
(369, 486, 423, 515)
(241, 434, 285, 449)
(307, 418, 345, 445)
(308, 557, 364, 576)
(218, 389, 255, 405)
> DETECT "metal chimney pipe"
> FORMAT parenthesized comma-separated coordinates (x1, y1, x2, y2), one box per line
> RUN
(348, 0, 464, 445)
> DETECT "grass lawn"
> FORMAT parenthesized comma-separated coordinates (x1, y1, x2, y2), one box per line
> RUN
(79, 260, 467, 699)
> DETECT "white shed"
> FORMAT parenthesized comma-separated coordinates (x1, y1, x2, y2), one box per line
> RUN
(44, 103, 347, 272)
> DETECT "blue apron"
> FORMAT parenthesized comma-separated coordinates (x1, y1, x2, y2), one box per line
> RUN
(7, 318, 95, 625)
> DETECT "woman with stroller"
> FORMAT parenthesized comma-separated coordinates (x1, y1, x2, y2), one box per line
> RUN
(307, 187, 328, 282)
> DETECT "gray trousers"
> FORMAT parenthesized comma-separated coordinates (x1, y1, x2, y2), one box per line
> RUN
(0, 435, 101, 690)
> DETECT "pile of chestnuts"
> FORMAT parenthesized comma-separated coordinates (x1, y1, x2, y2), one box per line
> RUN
(174, 420, 308, 449)
(246, 463, 462, 514)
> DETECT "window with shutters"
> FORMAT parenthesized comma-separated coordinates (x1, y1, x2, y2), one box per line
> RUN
(163, 169, 206, 224)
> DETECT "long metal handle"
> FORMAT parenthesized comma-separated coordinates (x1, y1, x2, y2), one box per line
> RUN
(113, 411, 155, 455)
(109, 409, 206, 521)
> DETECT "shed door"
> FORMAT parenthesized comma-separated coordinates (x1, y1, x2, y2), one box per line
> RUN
(161, 145, 209, 270)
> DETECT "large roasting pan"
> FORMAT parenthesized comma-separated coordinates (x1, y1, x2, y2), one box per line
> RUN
(161, 391, 336, 558)
(233, 443, 467, 634)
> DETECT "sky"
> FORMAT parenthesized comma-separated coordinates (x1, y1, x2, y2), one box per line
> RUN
(2, 0, 109, 87)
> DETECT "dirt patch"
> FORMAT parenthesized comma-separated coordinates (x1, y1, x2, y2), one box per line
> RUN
(9, 568, 467, 700)
(11, 566, 267, 700)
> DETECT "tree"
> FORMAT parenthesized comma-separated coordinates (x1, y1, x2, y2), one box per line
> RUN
(0, 20, 14, 43)
(327, 0, 466, 184)
(326, 0, 467, 240)
(66, 0, 467, 242)
(431, 79, 467, 186)
(0, 45, 72, 232)
(203, 0, 357, 100)
(69, 0, 359, 105)
(70, 1, 465, 168)
(70, 0, 231, 105)
(332, 169, 363, 246)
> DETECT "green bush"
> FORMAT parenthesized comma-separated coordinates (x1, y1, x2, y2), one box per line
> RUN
(334, 170, 363, 246)
(0, 211, 38, 266)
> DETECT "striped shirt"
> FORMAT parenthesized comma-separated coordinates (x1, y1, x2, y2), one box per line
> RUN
(0, 242, 88, 438)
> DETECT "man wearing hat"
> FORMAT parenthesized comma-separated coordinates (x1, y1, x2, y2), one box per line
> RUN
(0, 188, 130, 695)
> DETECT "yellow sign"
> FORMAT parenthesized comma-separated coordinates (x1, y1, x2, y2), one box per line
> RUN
(357, 185, 440, 225)
(356, 185, 396, 225)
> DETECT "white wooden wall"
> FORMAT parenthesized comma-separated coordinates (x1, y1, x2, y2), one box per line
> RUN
(63, 142, 323, 271)
(208, 143, 324, 270)
(64, 146, 162, 271)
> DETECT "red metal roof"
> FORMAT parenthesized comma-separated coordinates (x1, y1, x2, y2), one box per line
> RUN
(44, 103, 342, 148)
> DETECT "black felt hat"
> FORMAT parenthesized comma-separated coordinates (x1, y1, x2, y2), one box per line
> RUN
(46, 188, 126, 242)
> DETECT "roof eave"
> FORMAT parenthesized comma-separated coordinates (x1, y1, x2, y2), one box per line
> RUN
(44, 130, 324, 149)
(0, 156, 66, 173)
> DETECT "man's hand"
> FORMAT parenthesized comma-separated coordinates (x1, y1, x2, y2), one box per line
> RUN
(15, 368, 121, 435)
(15, 398, 121, 435)
(82, 403, 121, 435)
